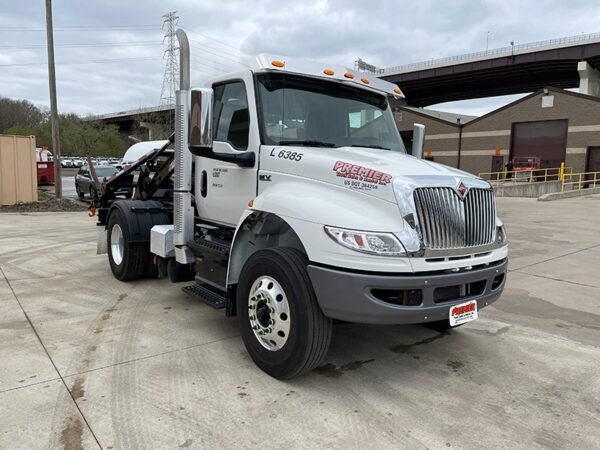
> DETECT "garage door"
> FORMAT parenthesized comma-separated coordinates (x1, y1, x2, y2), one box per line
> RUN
(586, 147, 600, 173)
(510, 120, 568, 169)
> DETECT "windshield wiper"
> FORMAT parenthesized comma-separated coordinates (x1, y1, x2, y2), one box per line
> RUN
(277, 140, 336, 148)
(348, 144, 391, 150)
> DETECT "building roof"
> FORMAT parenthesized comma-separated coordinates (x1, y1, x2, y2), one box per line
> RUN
(464, 86, 600, 126)
(403, 107, 477, 124)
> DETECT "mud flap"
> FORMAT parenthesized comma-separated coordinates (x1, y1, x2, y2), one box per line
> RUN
(97, 225, 107, 255)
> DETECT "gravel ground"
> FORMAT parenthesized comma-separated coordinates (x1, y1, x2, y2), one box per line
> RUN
(0, 198, 89, 213)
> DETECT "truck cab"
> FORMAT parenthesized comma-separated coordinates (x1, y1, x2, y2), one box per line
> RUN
(97, 36, 507, 379)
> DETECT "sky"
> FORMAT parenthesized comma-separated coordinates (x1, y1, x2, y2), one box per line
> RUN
(1, 0, 599, 117)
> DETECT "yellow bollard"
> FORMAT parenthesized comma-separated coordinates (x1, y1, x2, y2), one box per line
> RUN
(559, 162, 565, 182)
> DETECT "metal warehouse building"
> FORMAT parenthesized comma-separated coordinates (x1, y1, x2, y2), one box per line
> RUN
(395, 87, 600, 176)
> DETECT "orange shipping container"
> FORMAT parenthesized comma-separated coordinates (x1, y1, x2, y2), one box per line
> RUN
(0, 134, 38, 205)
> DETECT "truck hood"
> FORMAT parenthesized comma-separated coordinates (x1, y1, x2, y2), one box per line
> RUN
(260, 145, 489, 204)
(333, 147, 474, 178)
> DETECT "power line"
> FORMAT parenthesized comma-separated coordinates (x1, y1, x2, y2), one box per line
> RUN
(190, 62, 221, 73)
(190, 45, 247, 67)
(0, 56, 159, 67)
(190, 67, 220, 76)
(189, 54, 243, 74)
(188, 41, 248, 63)
(182, 27, 249, 56)
(0, 41, 162, 50)
(0, 25, 161, 31)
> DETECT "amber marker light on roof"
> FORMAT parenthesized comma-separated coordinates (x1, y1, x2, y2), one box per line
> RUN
(271, 60, 285, 68)
(361, 77, 370, 84)
(344, 72, 355, 79)
(323, 69, 335, 76)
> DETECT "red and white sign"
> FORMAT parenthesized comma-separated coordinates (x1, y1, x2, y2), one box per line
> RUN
(333, 161, 392, 185)
(449, 300, 478, 327)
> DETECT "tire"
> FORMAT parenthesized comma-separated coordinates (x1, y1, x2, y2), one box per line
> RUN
(237, 248, 332, 379)
(107, 208, 150, 281)
(76, 185, 84, 199)
(89, 186, 97, 200)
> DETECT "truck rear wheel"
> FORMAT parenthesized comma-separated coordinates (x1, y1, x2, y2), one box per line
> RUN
(107, 208, 150, 281)
(237, 248, 332, 379)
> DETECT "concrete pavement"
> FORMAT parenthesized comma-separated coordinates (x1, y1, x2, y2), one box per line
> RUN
(0, 196, 599, 449)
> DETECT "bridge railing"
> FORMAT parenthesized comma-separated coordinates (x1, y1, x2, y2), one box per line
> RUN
(562, 171, 600, 192)
(479, 166, 572, 186)
(381, 32, 600, 75)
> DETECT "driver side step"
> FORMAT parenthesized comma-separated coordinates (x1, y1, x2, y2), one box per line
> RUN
(182, 283, 226, 309)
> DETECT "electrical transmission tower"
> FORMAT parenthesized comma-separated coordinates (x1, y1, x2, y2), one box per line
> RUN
(159, 11, 179, 106)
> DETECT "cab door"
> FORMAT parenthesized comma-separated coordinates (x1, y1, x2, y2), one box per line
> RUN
(194, 74, 259, 226)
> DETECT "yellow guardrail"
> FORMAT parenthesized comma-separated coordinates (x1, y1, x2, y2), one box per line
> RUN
(561, 171, 600, 192)
(479, 166, 572, 186)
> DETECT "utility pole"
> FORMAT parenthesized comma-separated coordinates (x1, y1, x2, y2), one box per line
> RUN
(486, 31, 490, 54)
(45, 0, 62, 198)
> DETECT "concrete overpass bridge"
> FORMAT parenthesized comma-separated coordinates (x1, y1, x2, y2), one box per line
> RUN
(95, 33, 600, 133)
(91, 104, 174, 140)
(379, 32, 600, 106)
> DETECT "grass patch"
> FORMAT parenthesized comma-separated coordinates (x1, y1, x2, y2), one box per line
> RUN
(37, 190, 51, 201)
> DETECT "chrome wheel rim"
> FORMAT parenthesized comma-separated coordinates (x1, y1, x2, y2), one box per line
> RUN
(248, 275, 291, 351)
(110, 224, 124, 266)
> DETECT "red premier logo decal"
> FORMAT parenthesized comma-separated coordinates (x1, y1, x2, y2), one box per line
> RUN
(452, 303, 476, 316)
(333, 161, 393, 185)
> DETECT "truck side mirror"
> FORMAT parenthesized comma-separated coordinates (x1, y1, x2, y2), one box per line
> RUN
(189, 88, 213, 148)
(412, 123, 425, 159)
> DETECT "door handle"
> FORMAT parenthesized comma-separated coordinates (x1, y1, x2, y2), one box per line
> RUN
(201, 170, 207, 197)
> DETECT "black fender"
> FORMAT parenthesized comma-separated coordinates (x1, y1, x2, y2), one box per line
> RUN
(107, 200, 169, 243)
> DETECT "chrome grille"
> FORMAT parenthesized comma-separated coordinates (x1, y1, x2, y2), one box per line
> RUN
(413, 187, 496, 249)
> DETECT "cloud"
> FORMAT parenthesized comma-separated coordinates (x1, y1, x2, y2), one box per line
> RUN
(0, 0, 599, 116)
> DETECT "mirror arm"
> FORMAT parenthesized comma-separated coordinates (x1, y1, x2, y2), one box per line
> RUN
(189, 146, 255, 168)
(213, 151, 255, 167)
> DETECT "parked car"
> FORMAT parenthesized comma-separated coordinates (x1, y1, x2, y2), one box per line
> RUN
(61, 158, 73, 168)
(109, 160, 124, 170)
(72, 159, 84, 168)
(75, 165, 132, 199)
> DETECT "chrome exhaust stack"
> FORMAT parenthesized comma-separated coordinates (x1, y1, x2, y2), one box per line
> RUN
(173, 29, 194, 264)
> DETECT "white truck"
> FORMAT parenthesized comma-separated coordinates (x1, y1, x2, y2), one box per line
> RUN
(96, 31, 508, 379)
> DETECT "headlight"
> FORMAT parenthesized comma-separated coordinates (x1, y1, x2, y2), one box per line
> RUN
(496, 225, 508, 244)
(495, 217, 508, 244)
(324, 226, 406, 256)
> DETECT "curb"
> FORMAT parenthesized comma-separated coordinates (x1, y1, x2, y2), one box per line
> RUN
(538, 187, 600, 201)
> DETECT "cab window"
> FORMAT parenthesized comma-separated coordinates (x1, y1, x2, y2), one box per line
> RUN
(213, 81, 249, 150)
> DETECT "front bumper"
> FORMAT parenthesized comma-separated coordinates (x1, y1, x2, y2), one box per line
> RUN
(308, 258, 507, 324)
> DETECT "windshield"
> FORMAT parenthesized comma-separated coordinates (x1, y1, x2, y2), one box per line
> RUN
(256, 73, 406, 152)
(95, 167, 118, 177)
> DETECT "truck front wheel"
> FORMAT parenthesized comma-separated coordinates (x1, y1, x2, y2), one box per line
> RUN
(237, 248, 332, 379)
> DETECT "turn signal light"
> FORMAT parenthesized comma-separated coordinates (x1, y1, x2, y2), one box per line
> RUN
(394, 87, 403, 95)
(323, 68, 335, 76)
(271, 60, 285, 68)
(361, 77, 370, 84)
(248, 199, 254, 208)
